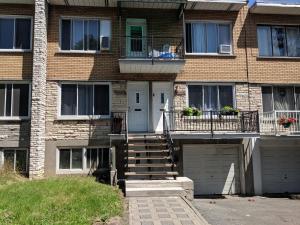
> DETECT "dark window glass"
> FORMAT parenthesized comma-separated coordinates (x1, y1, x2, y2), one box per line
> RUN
(0, 84, 5, 116)
(16, 150, 27, 172)
(295, 87, 300, 110)
(71, 149, 82, 169)
(61, 20, 71, 50)
(0, 18, 14, 49)
(219, 86, 233, 108)
(91, 149, 98, 169)
(207, 23, 218, 53)
(59, 149, 70, 169)
(262, 86, 274, 112)
(188, 85, 203, 110)
(219, 24, 231, 45)
(4, 150, 14, 169)
(61, 84, 77, 115)
(88, 20, 99, 50)
(102, 149, 109, 169)
(94, 85, 109, 115)
(78, 85, 93, 115)
(12, 84, 29, 117)
(185, 23, 192, 53)
(72, 20, 84, 50)
(15, 19, 31, 49)
(6, 84, 12, 116)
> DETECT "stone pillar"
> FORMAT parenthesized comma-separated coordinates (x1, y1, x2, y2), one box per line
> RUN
(29, 0, 48, 179)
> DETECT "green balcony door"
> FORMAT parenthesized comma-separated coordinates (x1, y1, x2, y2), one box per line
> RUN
(126, 19, 147, 58)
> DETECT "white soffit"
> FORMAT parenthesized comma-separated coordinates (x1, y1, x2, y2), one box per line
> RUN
(250, 3, 300, 15)
(48, 0, 118, 7)
(0, 0, 33, 4)
(186, 0, 247, 11)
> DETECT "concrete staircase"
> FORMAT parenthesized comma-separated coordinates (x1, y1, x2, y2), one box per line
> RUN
(124, 133, 178, 179)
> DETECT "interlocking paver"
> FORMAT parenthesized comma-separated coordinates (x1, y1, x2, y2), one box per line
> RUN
(129, 197, 208, 225)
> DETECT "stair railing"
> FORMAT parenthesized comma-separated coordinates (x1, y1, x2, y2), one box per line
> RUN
(163, 110, 177, 179)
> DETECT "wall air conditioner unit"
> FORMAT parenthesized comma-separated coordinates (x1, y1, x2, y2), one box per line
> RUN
(100, 36, 110, 51)
(219, 44, 231, 54)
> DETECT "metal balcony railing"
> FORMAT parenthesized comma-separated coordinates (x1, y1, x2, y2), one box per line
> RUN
(119, 36, 184, 59)
(260, 110, 300, 136)
(163, 110, 260, 135)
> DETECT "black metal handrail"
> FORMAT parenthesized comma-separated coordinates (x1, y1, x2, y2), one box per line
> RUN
(163, 111, 177, 179)
(119, 35, 184, 60)
(164, 110, 260, 134)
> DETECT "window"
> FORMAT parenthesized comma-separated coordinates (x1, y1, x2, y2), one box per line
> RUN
(262, 86, 300, 112)
(59, 149, 83, 170)
(188, 85, 234, 111)
(60, 18, 111, 51)
(60, 83, 110, 117)
(2, 149, 27, 172)
(185, 22, 231, 54)
(86, 148, 109, 170)
(0, 83, 30, 118)
(0, 17, 32, 50)
(257, 25, 300, 57)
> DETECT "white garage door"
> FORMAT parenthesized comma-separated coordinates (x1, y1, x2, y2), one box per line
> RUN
(262, 147, 300, 194)
(183, 145, 241, 195)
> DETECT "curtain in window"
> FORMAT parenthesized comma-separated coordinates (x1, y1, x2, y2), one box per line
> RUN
(61, 84, 77, 115)
(272, 27, 287, 57)
(207, 23, 217, 53)
(257, 26, 272, 56)
(188, 85, 203, 109)
(204, 86, 218, 111)
(286, 27, 300, 57)
(273, 86, 295, 110)
(78, 85, 93, 115)
(262, 86, 274, 112)
(192, 23, 205, 53)
(0, 19, 14, 49)
(219, 86, 233, 108)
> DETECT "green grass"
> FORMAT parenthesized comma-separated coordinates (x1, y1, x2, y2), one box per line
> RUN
(0, 175, 123, 225)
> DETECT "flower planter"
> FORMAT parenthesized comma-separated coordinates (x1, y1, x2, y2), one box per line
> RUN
(113, 118, 123, 134)
(220, 111, 239, 116)
(282, 122, 292, 128)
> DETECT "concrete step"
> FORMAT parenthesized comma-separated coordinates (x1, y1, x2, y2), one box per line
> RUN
(127, 149, 170, 154)
(128, 136, 165, 141)
(127, 163, 176, 168)
(126, 187, 185, 197)
(127, 156, 171, 160)
(125, 171, 178, 176)
(127, 143, 168, 147)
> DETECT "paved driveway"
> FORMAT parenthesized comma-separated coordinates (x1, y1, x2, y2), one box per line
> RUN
(193, 196, 300, 225)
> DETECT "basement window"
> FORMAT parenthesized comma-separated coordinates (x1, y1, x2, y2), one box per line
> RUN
(59, 148, 83, 170)
(0, 17, 32, 51)
(1, 149, 28, 173)
(0, 83, 30, 119)
(86, 148, 109, 170)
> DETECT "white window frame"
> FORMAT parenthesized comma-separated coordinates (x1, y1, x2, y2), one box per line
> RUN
(186, 83, 236, 110)
(184, 20, 233, 56)
(1, 148, 28, 173)
(56, 147, 110, 174)
(261, 84, 300, 112)
(57, 82, 112, 120)
(59, 16, 112, 54)
(257, 24, 300, 58)
(0, 15, 33, 52)
(0, 81, 31, 121)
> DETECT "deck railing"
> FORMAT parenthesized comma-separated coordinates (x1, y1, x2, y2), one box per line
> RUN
(260, 110, 300, 135)
(163, 110, 260, 134)
(119, 36, 184, 59)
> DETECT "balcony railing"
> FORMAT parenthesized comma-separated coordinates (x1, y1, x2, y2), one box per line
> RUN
(119, 36, 184, 59)
(260, 110, 300, 136)
(163, 110, 260, 135)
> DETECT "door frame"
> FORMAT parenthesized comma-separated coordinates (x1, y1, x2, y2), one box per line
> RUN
(152, 82, 173, 133)
(126, 18, 147, 57)
(127, 81, 150, 133)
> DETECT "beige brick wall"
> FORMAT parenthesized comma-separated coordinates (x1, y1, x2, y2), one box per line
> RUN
(45, 81, 127, 141)
(0, 4, 34, 80)
(246, 13, 300, 84)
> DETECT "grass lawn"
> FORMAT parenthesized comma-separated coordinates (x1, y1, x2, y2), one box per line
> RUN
(0, 174, 123, 225)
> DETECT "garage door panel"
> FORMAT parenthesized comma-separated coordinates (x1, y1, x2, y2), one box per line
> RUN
(183, 145, 241, 195)
(262, 146, 300, 194)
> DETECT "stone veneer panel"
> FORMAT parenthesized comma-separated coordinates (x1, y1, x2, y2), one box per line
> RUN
(45, 81, 127, 141)
(29, 0, 48, 179)
(173, 83, 187, 111)
(0, 121, 30, 147)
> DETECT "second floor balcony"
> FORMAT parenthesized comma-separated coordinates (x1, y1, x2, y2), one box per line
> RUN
(119, 35, 185, 73)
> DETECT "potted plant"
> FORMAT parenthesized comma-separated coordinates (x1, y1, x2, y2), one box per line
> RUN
(182, 107, 202, 116)
(113, 116, 123, 134)
(278, 115, 297, 128)
(220, 106, 239, 116)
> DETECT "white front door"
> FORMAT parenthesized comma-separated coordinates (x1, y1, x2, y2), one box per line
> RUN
(128, 82, 149, 132)
(152, 82, 172, 133)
